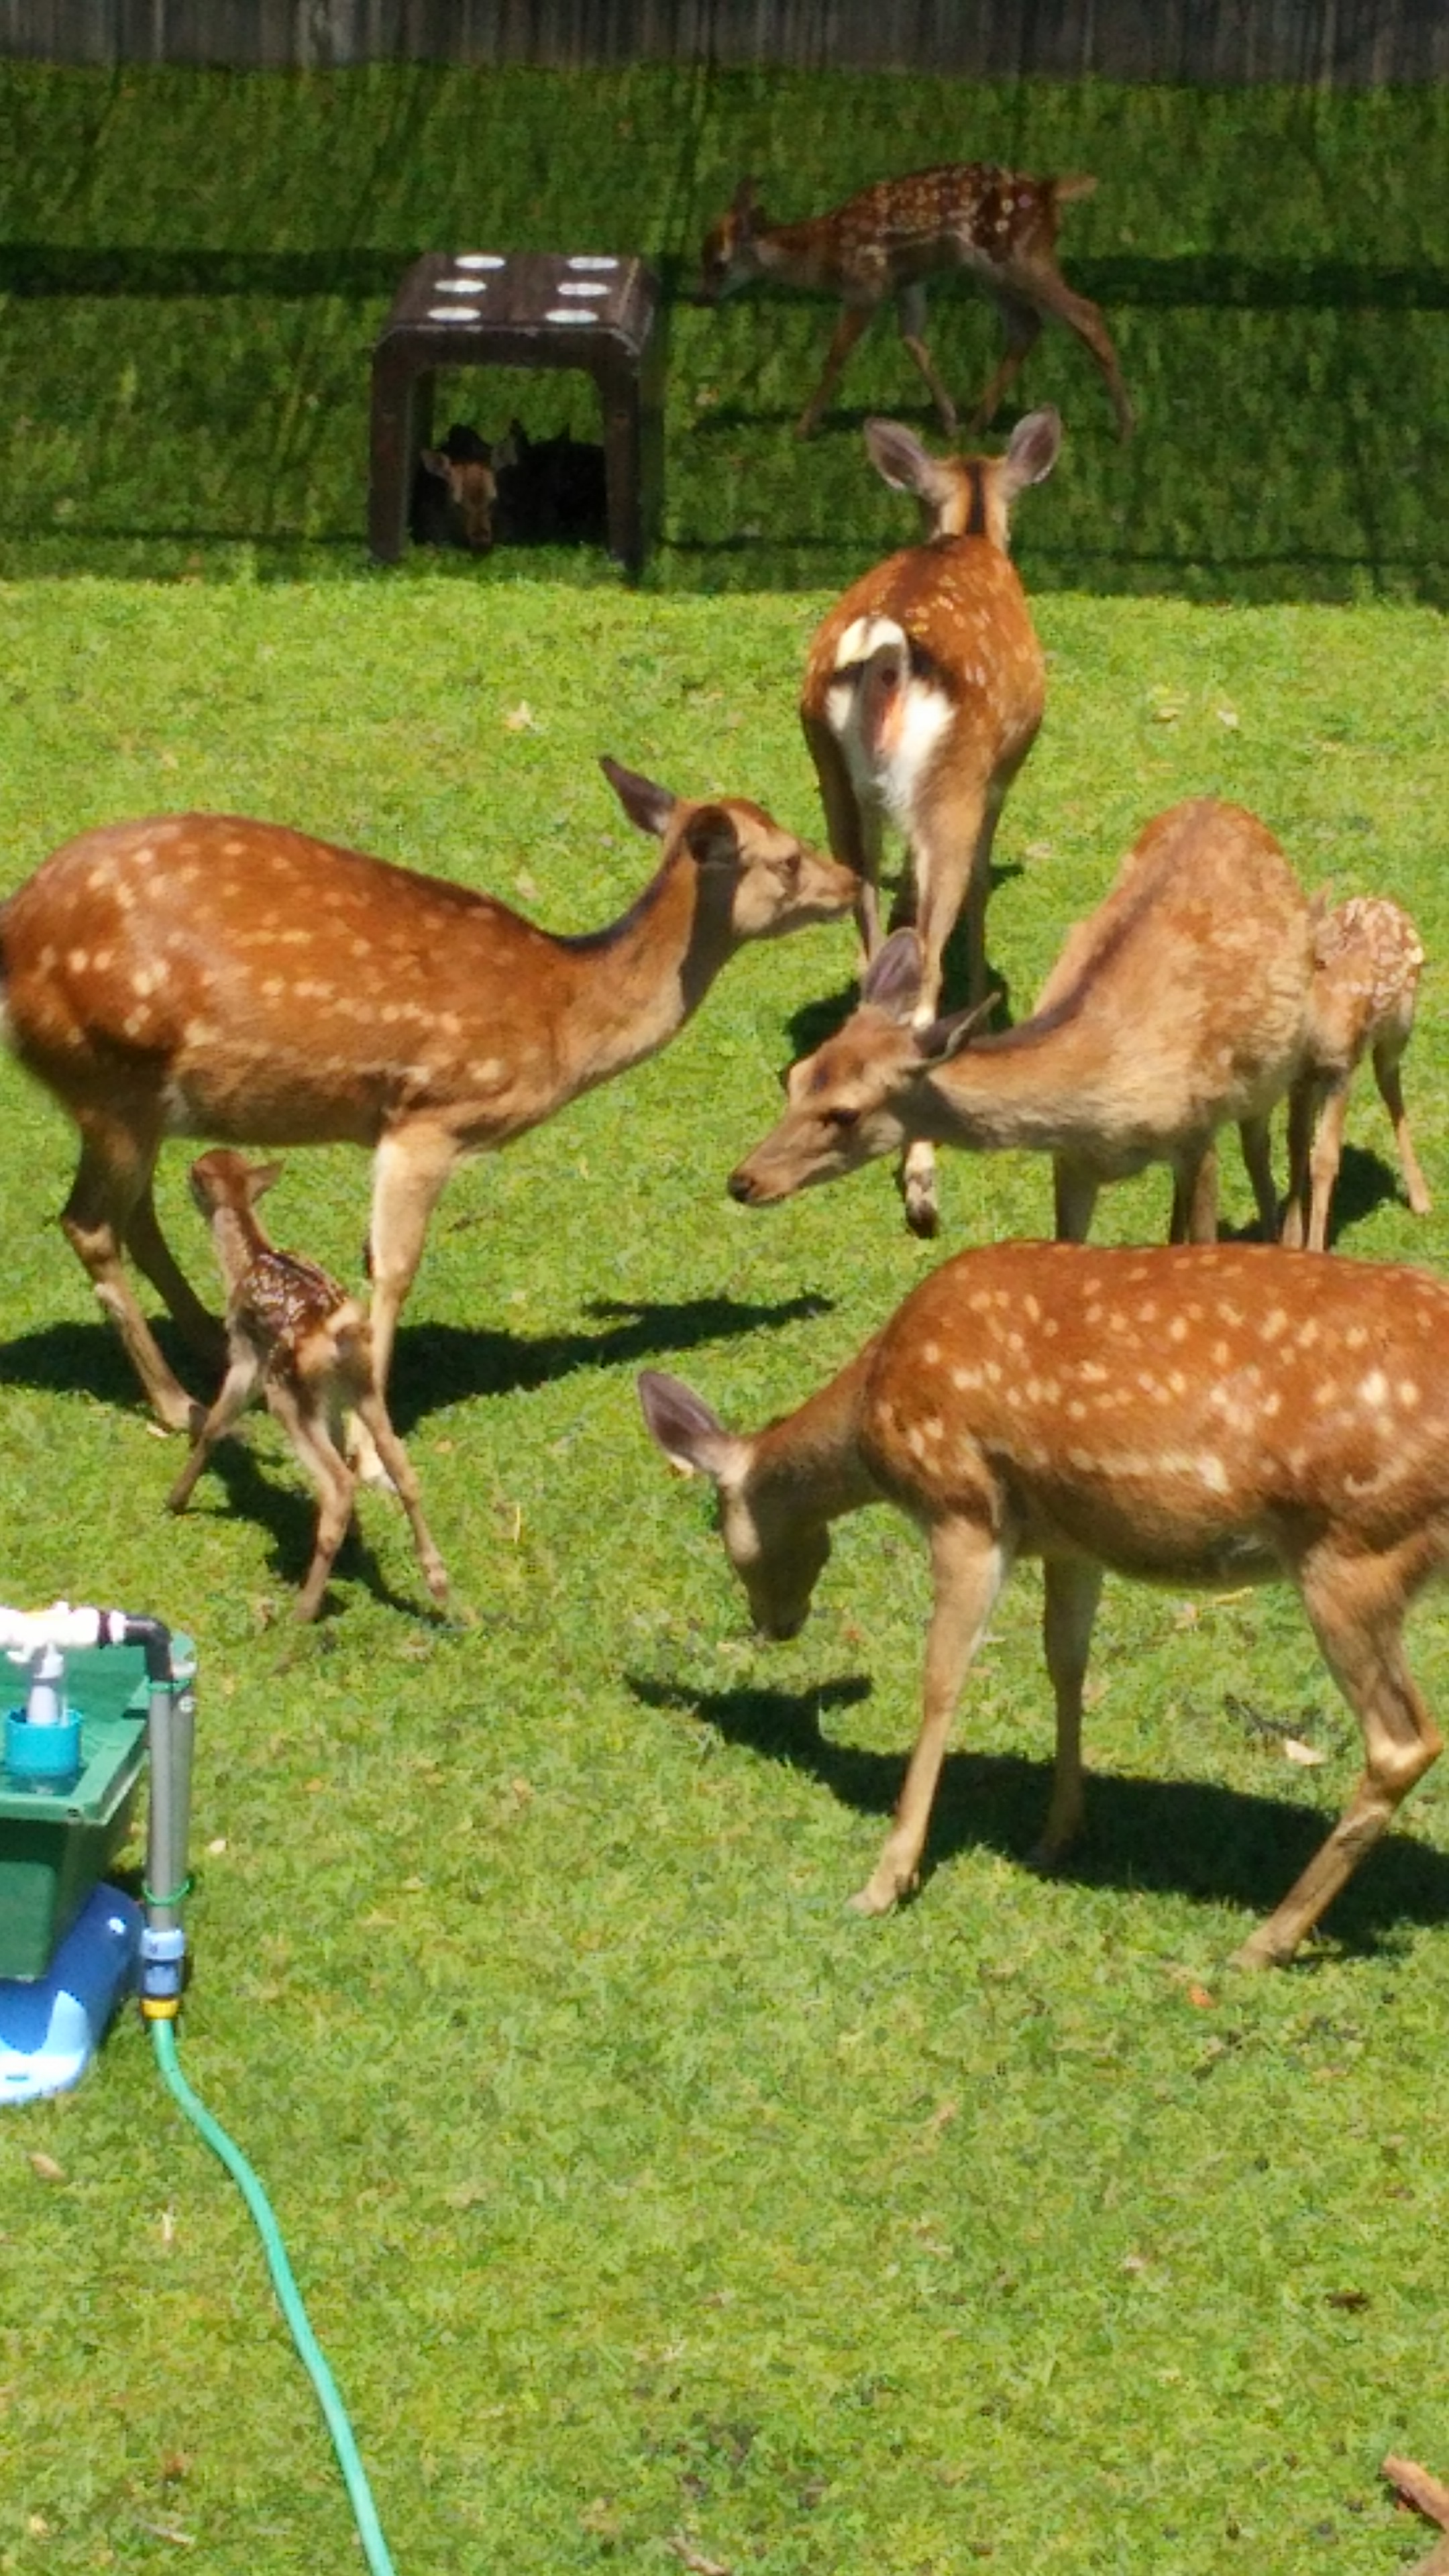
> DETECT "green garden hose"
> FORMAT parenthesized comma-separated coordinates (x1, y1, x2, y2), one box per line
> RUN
(150, 2017, 398, 2576)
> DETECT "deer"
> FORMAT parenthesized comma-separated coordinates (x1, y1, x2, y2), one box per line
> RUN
(166, 1151, 447, 1623)
(698, 165, 1134, 443)
(1277, 896, 1432, 1254)
(410, 422, 511, 552)
(800, 407, 1061, 1234)
(0, 760, 857, 1445)
(640, 1236, 1449, 1968)
(730, 799, 1319, 1250)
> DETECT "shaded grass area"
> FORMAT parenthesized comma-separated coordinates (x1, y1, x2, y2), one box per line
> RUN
(0, 578, 1446, 2571)
(1, 60, 1448, 597)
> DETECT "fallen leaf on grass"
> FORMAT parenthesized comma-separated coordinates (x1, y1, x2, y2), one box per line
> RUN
(1186, 1984, 1216, 2010)
(1325, 2288, 1371, 2311)
(1383, 2457, 1449, 2528)
(502, 702, 537, 733)
(1283, 1737, 1326, 1766)
(28, 2152, 64, 2182)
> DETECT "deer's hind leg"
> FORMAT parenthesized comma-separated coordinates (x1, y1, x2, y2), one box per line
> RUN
(1373, 1034, 1432, 1217)
(895, 281, 957, 435)
(1234, 1535, 1444, 1968)
(62, 1111, 203, 1432)
(896, 774, 1005, 1238)
(267, 1380, 359, 1623)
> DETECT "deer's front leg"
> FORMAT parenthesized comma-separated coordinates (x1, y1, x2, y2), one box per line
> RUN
(851, 1515, 1010, 1916)
(796, 304, 871, 439)
(895, 282, 957, 435)
(1029, 1556, 1103, 1866)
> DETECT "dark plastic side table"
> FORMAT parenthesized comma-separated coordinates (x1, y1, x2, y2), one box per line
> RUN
(368, 251, 663, 576)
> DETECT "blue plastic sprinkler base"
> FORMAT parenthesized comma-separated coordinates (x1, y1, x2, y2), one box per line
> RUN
(0, 1884, 142, 2103)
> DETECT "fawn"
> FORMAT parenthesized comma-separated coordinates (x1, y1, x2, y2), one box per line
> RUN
(411, 423, 508, 551)
(0, 760, 855, 1438)
(1280, 896, 1432, 1252)
(640, 1238, 1448, 1968)
(698, 165, 1133, 442)
(167, 1152, 448, 1623)
(731, 800, 1318, 1247)
(801, 408, 1061, 1232)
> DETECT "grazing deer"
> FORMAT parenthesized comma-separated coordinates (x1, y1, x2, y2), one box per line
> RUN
(1279, 896, 1432, 1254)
(801, 407, 1060, 1233)
(640, 1238, 1448, 1967)
(698, 165, 1133, 443)
(0, 761, 856, 1438)
(167, 1152, 447, 1623)
(731, 800, 1318, 1248)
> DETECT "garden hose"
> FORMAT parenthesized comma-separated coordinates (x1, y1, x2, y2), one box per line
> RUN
(149, 2017, 398, 2576)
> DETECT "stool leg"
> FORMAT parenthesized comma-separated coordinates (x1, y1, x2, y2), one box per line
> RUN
(596, 357, 645, 580)
(370, 353, 433, 564)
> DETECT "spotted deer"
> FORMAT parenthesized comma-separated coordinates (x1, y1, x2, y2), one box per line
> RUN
(0, 761, 856, 1438)
(802, 408, 1061, 1234)
(699, 164, 1133, 442)
(1279, 896, 1432, 1254)
(167, 1152, 447, 1623)
(641, 1237, 1448, 1966)
(731, 800, 1318, 1248)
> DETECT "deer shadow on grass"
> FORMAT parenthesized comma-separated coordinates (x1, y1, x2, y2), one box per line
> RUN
(158, 1433, 441, 1625)
(0, 1291, 833, 1435)
(385, 1291, 832, 1430)
(629, 1672, 1449, 1956)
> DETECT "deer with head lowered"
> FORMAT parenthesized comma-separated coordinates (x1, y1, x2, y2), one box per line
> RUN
(640, 1237, 1448, 1968)
(802, 407, 1061, 1235)
(167, 1150, 447, 1623)
(0, 760, 857, 1438)
(1280, 894, 1432, 1254)
(699, 164, 1134, 443)
(731, 799, 1318, 1248)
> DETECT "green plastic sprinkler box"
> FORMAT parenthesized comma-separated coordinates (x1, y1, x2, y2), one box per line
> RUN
(0, 1645, 152, 1980)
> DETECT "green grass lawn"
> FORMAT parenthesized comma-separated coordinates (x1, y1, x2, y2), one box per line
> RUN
(0, 572, 1446, 2576)
(1, 52, 1448, 2576)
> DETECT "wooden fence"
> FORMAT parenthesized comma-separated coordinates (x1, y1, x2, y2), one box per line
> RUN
(2, 0, 1446, 83)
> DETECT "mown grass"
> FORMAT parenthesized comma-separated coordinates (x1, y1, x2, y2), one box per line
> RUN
(0, 574, 1446, 2576)
(1, 51, 1448, 2576)
(1, 58, 1448, 600)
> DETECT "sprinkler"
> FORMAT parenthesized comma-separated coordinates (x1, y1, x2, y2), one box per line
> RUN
(0, 1601, 397, 2571)
(0, 1602, 191, 2100)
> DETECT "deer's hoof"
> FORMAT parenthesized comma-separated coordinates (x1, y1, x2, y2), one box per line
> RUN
(904, 1188, 940, 1240)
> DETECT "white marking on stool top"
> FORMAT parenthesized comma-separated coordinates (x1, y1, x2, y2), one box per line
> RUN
(545, 309, 594, 325)
(566, 255, 619, 270)
(453, 253, 505, 269)
(557, 281, 608, 297)
(435, 277, 490, 294)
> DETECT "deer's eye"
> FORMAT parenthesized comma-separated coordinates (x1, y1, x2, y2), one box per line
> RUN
(825, 1104, 860, 1133)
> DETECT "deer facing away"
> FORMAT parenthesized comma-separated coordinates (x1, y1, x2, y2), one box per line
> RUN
(731, 799, 1318, 1248)
(801, 407, 1061, 1233)
(1280, 895, 1432, 1253)
(166, 1152, 447, 1622)
(640, 1238, 1448, 1968)
(0, 761, 857, 1438)
(699, 164, 1134, 442)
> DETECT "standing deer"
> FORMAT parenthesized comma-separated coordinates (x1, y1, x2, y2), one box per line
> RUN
(802, 408, 1061, 1234)
(1280, 896, 1432, 1253)
(729, 800, 1318, 1248)
(639, 1238, 1448, 1968)
(167, 1151, 447, 1623)
(698, 164, 1134, 442)
(0, 761, 857, 1438)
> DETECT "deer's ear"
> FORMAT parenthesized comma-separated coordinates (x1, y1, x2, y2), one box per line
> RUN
(418, 449, 449, 482)
(639, 1371, 744, 1482)
(861, 927, 926, 1023)
(915, 995, 995, 1066)
(864, 417, 960, 524)
(600, 757, 676, 838)
(245, 1159, 286, 1199)
(1001, 406, 1062, 496)
(680, 804, 740, 871)
(732, 174, 761, 225)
